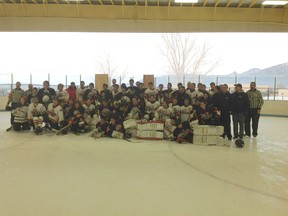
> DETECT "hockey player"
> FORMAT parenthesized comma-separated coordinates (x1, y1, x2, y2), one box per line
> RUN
(163, 118, 176, 140)
(170, 98, 181, 120)
(127, 79, 139, 99)
(12, 97, 30, 131)
(105, 115, 124, 138)
(177, 86, 190, 106)
(83, 83, 99, 104)
(173, 120, 193, 144)
(112, 84, 121, 101)
(144, 82, 158, 99)
(45, 99, 64, 131)
(26, 87, 38, 105)
(37, 80, 56, 105)
(186, 82, 203, 103)
(180, 98, 194, 123)
(163, 83, 174, 103)
(76, 81, 86, 103)
(202, 91, 212, 106)
(69, 101, 85, 134)
(209, 82, 217, 96)
(157, 84, 165, 104)
(56, 83, 69, 107)
(126, 97, 143, 120)
(138, 83, 146, 109)
(171, 83, 183, 99)
(83, 98, 96, 127)
(113, 86, 131, 120)
(145, 95, 160, 121)
(99, 84, 113, 102)
(157, 100, 173, 121)
(22, 84, 34, 100)
(196, 100, 214, 125)
(28, 97, 46, 135)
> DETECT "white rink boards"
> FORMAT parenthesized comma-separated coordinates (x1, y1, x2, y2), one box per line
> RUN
(0, 112, 287, 216)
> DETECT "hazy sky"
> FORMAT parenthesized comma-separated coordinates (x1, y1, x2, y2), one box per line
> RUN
(0, 32, 287, 83)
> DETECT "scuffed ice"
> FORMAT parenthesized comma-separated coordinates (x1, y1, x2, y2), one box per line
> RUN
(0, 112, 287, 216)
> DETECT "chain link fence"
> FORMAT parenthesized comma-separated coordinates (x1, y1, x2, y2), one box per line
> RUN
(1, 73, 288, 101)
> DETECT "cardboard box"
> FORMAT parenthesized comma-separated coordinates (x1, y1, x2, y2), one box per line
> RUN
(193, 125, 224, 136)
(136, 130, 163, 140)
(137, 121, 164, 131)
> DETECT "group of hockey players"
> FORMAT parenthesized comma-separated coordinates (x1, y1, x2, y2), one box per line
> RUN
(5, 78, 264, 143)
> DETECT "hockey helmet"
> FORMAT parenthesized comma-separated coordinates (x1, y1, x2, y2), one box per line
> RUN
(42, 95, 50, 103)
(235, 139, 245, 148)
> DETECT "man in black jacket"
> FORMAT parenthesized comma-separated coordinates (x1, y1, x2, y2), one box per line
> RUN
(231, 83, 249, 139)
(218, 84, 232, 140)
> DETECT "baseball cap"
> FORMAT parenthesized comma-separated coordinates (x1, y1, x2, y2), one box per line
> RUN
(234, 83, 242, 88)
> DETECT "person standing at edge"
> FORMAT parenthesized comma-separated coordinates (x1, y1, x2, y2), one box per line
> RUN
(5, 81, 24, 131)
(231, 83, 249, 139)
(245, 82, 264, 137)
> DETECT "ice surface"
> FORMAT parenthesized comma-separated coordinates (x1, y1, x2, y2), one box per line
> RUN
(0, 112, 287, 216)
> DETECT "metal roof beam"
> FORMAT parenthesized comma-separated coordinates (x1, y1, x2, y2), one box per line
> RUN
(237, 0, 245, 7)
(226, 0, 232, 7)
(249, 0, 259, 8)
(203, 0, 208, 7)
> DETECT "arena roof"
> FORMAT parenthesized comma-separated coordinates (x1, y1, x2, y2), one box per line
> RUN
(0, 0, 287, 32)
(0, 0, 287, 8)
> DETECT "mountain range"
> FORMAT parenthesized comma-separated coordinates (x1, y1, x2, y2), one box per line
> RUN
(156, 62, 288, 88)
(228, 62, 288, 77)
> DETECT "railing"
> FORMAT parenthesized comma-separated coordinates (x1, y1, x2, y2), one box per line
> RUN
(0, 73, 288, 101)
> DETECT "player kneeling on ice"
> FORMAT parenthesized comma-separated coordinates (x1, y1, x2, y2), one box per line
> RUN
(105, 115, 124, 139)
(28, 97, 46, 135)
(83, 98, 96, 131)
(68, 101, 86, 134)
(12, 97, 30, 131)
(163, 118, 176, 140)
(196, 100, 220, 125)
(44, 99, 64, 131)
(173, 120, 193, 144)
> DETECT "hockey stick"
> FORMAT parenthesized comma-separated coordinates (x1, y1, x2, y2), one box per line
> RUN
(46, 124, 70, 136)
(122, 137, 142, 143)
(55, 124, 71, 135)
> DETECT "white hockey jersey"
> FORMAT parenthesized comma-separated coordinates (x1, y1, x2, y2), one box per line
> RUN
(180, 105, 194, 122)
(146, 101, 160, 114)
(56, 90, 69, 103)
(186, 90, 203, 101)
(171, 104, 181, 117)
(12, 106, 28, 123)
(83, 104, 96, 118)
(47, 103, 64, 122)
(157, 106, 173, 120)
(28, 103, 46, 119)
(145, 88, 159, 98)
(76, 87, 86, 102)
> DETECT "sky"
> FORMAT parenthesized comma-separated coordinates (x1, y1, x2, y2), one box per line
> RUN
(0, 32, 287, 84)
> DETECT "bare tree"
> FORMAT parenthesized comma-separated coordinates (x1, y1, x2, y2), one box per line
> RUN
(160, 33, 218, 78)
(95, 53, 130, 84)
